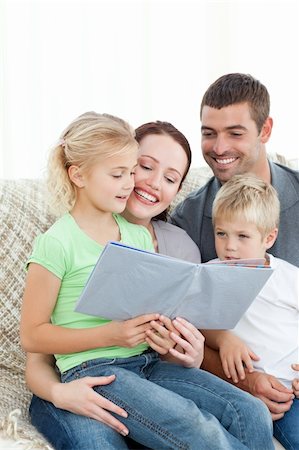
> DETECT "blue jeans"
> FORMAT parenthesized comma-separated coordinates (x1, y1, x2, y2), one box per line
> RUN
(30, 351, 274, 450)
(273, 398, 298, 450)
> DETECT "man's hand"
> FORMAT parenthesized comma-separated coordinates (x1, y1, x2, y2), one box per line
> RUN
(202, 345, 294, 420)
(292, 363, 299, 397)
(238, 371, 294, 420)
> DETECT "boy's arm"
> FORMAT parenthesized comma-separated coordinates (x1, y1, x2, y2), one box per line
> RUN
(202, 330, 259, 382)
(202, 345, 294, 420)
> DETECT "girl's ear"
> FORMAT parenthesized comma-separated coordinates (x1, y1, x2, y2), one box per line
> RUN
(264, 227, 278, 250)
(260, 117, 273, 144)
(68, 165, 85, 188)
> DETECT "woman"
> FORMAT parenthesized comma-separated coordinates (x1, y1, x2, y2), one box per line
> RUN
(26, 122, 272, 450)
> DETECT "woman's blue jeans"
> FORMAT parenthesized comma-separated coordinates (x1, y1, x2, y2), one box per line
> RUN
(30, 351, 274, 450)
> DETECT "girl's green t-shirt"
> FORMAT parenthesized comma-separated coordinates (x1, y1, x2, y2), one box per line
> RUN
(28, 213, 154, 373)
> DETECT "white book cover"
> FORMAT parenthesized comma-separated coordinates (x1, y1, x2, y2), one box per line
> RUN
(75, 242, 273, 329)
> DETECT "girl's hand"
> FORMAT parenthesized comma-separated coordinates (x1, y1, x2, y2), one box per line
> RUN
(145, 315, 178, 355)
(168, 317, 205, 368)
(219, 333, 260, 383)
(107, 313, 159, 348)
(52, 375, 129, 436)
(291, 363, 299, 397)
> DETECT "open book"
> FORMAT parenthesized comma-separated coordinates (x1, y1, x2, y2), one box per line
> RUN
(75, 242, 273, 329)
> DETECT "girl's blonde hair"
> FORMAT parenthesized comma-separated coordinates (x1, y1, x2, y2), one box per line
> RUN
(47, 112, 138, 215)
(212, 174, 280, 237)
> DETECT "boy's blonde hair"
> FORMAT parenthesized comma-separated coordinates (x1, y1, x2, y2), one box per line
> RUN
(212, 174, 280, 237)
(47, 112, 138, 215)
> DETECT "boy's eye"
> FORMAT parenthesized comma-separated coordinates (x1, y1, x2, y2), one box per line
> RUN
(216, 231, 226, 237)
(239, 234, 249, 239)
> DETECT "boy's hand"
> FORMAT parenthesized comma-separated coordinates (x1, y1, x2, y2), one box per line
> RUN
(219, 333, 260, 383)
(292, 363, 299, 397)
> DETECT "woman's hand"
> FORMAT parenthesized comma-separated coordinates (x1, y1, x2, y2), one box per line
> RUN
(167, 317, 205, 368)
(145, 315, 178, 354)
(218, 333, 260, 383)
(146, 315, 205, 368)
(292, 363, 299, 397)
(52, 375, 129, 436)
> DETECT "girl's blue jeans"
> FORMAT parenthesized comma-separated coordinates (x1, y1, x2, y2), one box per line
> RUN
(30, 351, 274, 450)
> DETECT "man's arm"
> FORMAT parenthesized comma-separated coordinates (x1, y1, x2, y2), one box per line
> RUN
(202, 345, 294, 420)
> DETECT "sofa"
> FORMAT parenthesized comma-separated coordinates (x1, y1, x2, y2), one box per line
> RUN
(0, 156, 290, 449)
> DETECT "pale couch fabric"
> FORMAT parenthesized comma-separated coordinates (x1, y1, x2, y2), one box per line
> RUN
(0, 158, 289, 449)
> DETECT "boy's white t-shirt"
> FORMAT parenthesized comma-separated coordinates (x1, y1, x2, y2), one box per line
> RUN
(232, 254, 299, 389)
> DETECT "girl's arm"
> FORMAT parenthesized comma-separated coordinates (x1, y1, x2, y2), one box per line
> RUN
(26, 353, 129, 435)
(20, 263, 158, 354)
(202, 330, 259, 383)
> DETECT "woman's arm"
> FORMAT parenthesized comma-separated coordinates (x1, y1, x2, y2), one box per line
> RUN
(20, 263, 158, 354)
(26, 353, 130, 435)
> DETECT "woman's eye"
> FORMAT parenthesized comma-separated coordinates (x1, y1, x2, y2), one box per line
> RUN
(140, 165, 152, 171)
(112, 174, 122, 178)
(165, 177, 175, 183)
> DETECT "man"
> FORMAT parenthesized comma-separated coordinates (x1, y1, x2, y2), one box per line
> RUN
(171, 73, 299, 423)
(171, 73, 299, 267)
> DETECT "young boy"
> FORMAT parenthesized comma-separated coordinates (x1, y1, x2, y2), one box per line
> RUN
(203, 174, 299, 450)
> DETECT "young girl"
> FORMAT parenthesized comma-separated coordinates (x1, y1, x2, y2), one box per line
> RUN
(21, 113, 274, 450)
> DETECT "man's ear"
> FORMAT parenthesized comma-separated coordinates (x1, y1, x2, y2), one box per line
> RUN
(260, 117, 273, 144)
(68, 165, 85, 188)
(264, 227, 278, 250)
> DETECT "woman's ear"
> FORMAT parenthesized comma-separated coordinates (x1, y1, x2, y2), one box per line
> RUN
(68, 165, 85, 188)
(264, 227, 278, 250)
(260, 117, 273, 144)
